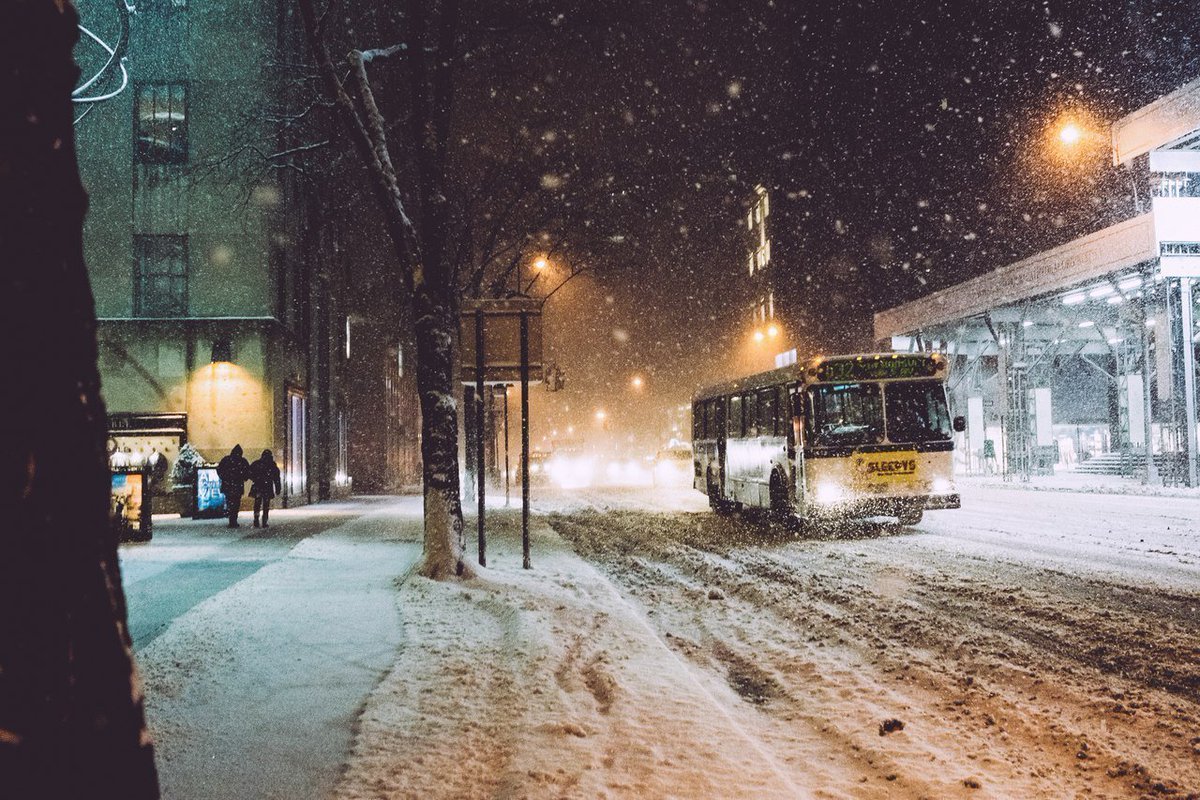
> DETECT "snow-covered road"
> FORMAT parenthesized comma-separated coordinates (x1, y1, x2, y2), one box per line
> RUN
(539, 484, 1200, 798)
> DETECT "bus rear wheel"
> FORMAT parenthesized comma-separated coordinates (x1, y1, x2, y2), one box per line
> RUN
(709, 484, 735, 514)
(898, 507, 923, 526)
(769, 472, 798, 530)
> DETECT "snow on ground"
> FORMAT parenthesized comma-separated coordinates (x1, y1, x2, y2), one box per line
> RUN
(536, 484, 1200, 798)
(959, 471, 1200, 499)
(334, 510, 811, 800)
(126, 487, 1199, 799)
(129, 500, 422, 800)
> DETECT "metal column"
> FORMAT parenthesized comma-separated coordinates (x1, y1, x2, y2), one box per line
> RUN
(1140, 286, 1160, 485)
(1182, 278, 1198, 486)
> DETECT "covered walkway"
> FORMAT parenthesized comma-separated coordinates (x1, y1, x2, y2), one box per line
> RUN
(875, 77, 1200, 485)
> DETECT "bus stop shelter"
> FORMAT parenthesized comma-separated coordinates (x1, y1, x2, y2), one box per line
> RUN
(874, 77, 1200, 485)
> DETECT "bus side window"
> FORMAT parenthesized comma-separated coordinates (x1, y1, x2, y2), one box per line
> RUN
(705, 399, 717, 439)
(728, 395, 743, 438)
(744, 392, 758, 437)
(758, 388, 776, 437)
(692, 402, 703, 440)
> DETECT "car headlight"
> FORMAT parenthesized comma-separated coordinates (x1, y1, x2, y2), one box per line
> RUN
(815, 482, 846, 503)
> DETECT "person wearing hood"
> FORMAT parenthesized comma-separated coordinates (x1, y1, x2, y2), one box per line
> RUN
(216, 444, 250, 528)
(248, 449, 282, 528)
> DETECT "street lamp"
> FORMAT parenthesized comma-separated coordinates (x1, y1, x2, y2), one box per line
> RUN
(766, 323, 780, 338)
(630, 375, 644, 390)
(1058, 122, 1083, 146)
(753, 329, 765, 343)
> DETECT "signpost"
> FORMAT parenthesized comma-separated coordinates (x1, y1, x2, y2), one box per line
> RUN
(460, 298, 543, 568)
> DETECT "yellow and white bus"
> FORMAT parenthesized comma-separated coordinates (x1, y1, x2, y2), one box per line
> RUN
(692, 352, 962, 526)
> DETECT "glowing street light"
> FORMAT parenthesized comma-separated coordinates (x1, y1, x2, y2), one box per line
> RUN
(630, 375, 644, 390)
(766, 323, 780, 338)
(1058, 122, 1083, 146)
(533, 256, 549, 271)
(753, 329, 765, 343)
(594, 409, 607, 422)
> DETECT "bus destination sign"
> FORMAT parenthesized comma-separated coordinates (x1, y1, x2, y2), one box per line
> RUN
(815, 355, 940, 382)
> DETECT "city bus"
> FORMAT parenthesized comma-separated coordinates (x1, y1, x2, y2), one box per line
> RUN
(692, 352, 963, 526)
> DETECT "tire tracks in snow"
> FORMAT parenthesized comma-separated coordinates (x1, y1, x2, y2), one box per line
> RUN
(549, 507, 1200, 798)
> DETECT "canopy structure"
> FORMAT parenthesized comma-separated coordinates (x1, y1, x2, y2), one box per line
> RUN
(875, 80, 1200, 485)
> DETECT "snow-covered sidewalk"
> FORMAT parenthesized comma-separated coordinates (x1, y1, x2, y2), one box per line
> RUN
(132, 500, 423, 800)
(334, 510, 808, 800)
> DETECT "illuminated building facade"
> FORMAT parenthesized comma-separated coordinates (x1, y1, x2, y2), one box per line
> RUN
(743, 184, 797, 370)
(73, 0, 406, 507)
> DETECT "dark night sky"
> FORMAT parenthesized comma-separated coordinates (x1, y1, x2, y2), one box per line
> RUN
(473, 0, 1199, 448)
(318, 0, 1200, 449)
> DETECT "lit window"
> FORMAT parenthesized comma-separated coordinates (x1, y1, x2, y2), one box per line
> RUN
(135, 83, 188, 164)
(134, 234, 187, 317)
(345, 317, 351, 359)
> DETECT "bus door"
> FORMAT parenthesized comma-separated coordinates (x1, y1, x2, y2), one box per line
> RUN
(716, 397, 728, 496)
(790, 386, 807, 512)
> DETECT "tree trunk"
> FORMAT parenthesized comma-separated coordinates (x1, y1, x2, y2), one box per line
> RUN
(0, 1, 159, 796)
(413, 288, 468, 579)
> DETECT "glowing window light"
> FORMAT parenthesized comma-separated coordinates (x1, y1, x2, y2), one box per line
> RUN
(1062, 293, 1087, 306)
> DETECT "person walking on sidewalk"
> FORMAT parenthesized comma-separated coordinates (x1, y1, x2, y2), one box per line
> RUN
(249, 449, 282, 528)
(216, 444, 250, 528)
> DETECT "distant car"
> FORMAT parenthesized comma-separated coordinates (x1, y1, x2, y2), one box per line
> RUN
(653, 445, 694, 487)
(544, 450, 597, 489)
(526, 450, 552, 484)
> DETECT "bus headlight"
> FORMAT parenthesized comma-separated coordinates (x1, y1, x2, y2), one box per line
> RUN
(815, 482, 846, 504)
(932, 478, 952, 494)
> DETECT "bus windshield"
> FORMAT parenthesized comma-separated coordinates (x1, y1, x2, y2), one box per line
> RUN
(884, 381, 952, 444)
(807, 383, 884, 447)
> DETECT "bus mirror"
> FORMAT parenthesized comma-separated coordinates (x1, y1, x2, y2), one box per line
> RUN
(952, 415, 966, 433)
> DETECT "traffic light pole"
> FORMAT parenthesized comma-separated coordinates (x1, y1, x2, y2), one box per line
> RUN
(520, 312, 531, 569)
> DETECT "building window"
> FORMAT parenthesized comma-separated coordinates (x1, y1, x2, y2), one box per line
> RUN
(135, 83, 188, 164)
(134, 234, 188, 317)
(335, 411, 349, 486)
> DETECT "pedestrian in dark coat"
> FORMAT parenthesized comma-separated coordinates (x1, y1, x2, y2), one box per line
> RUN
(216, 444, 250, 528)
(249, 449, 282, 528)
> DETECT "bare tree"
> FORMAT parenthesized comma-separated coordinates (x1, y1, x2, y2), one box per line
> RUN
(297, 0, 471, 578)
(0, 1, 158, 795)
